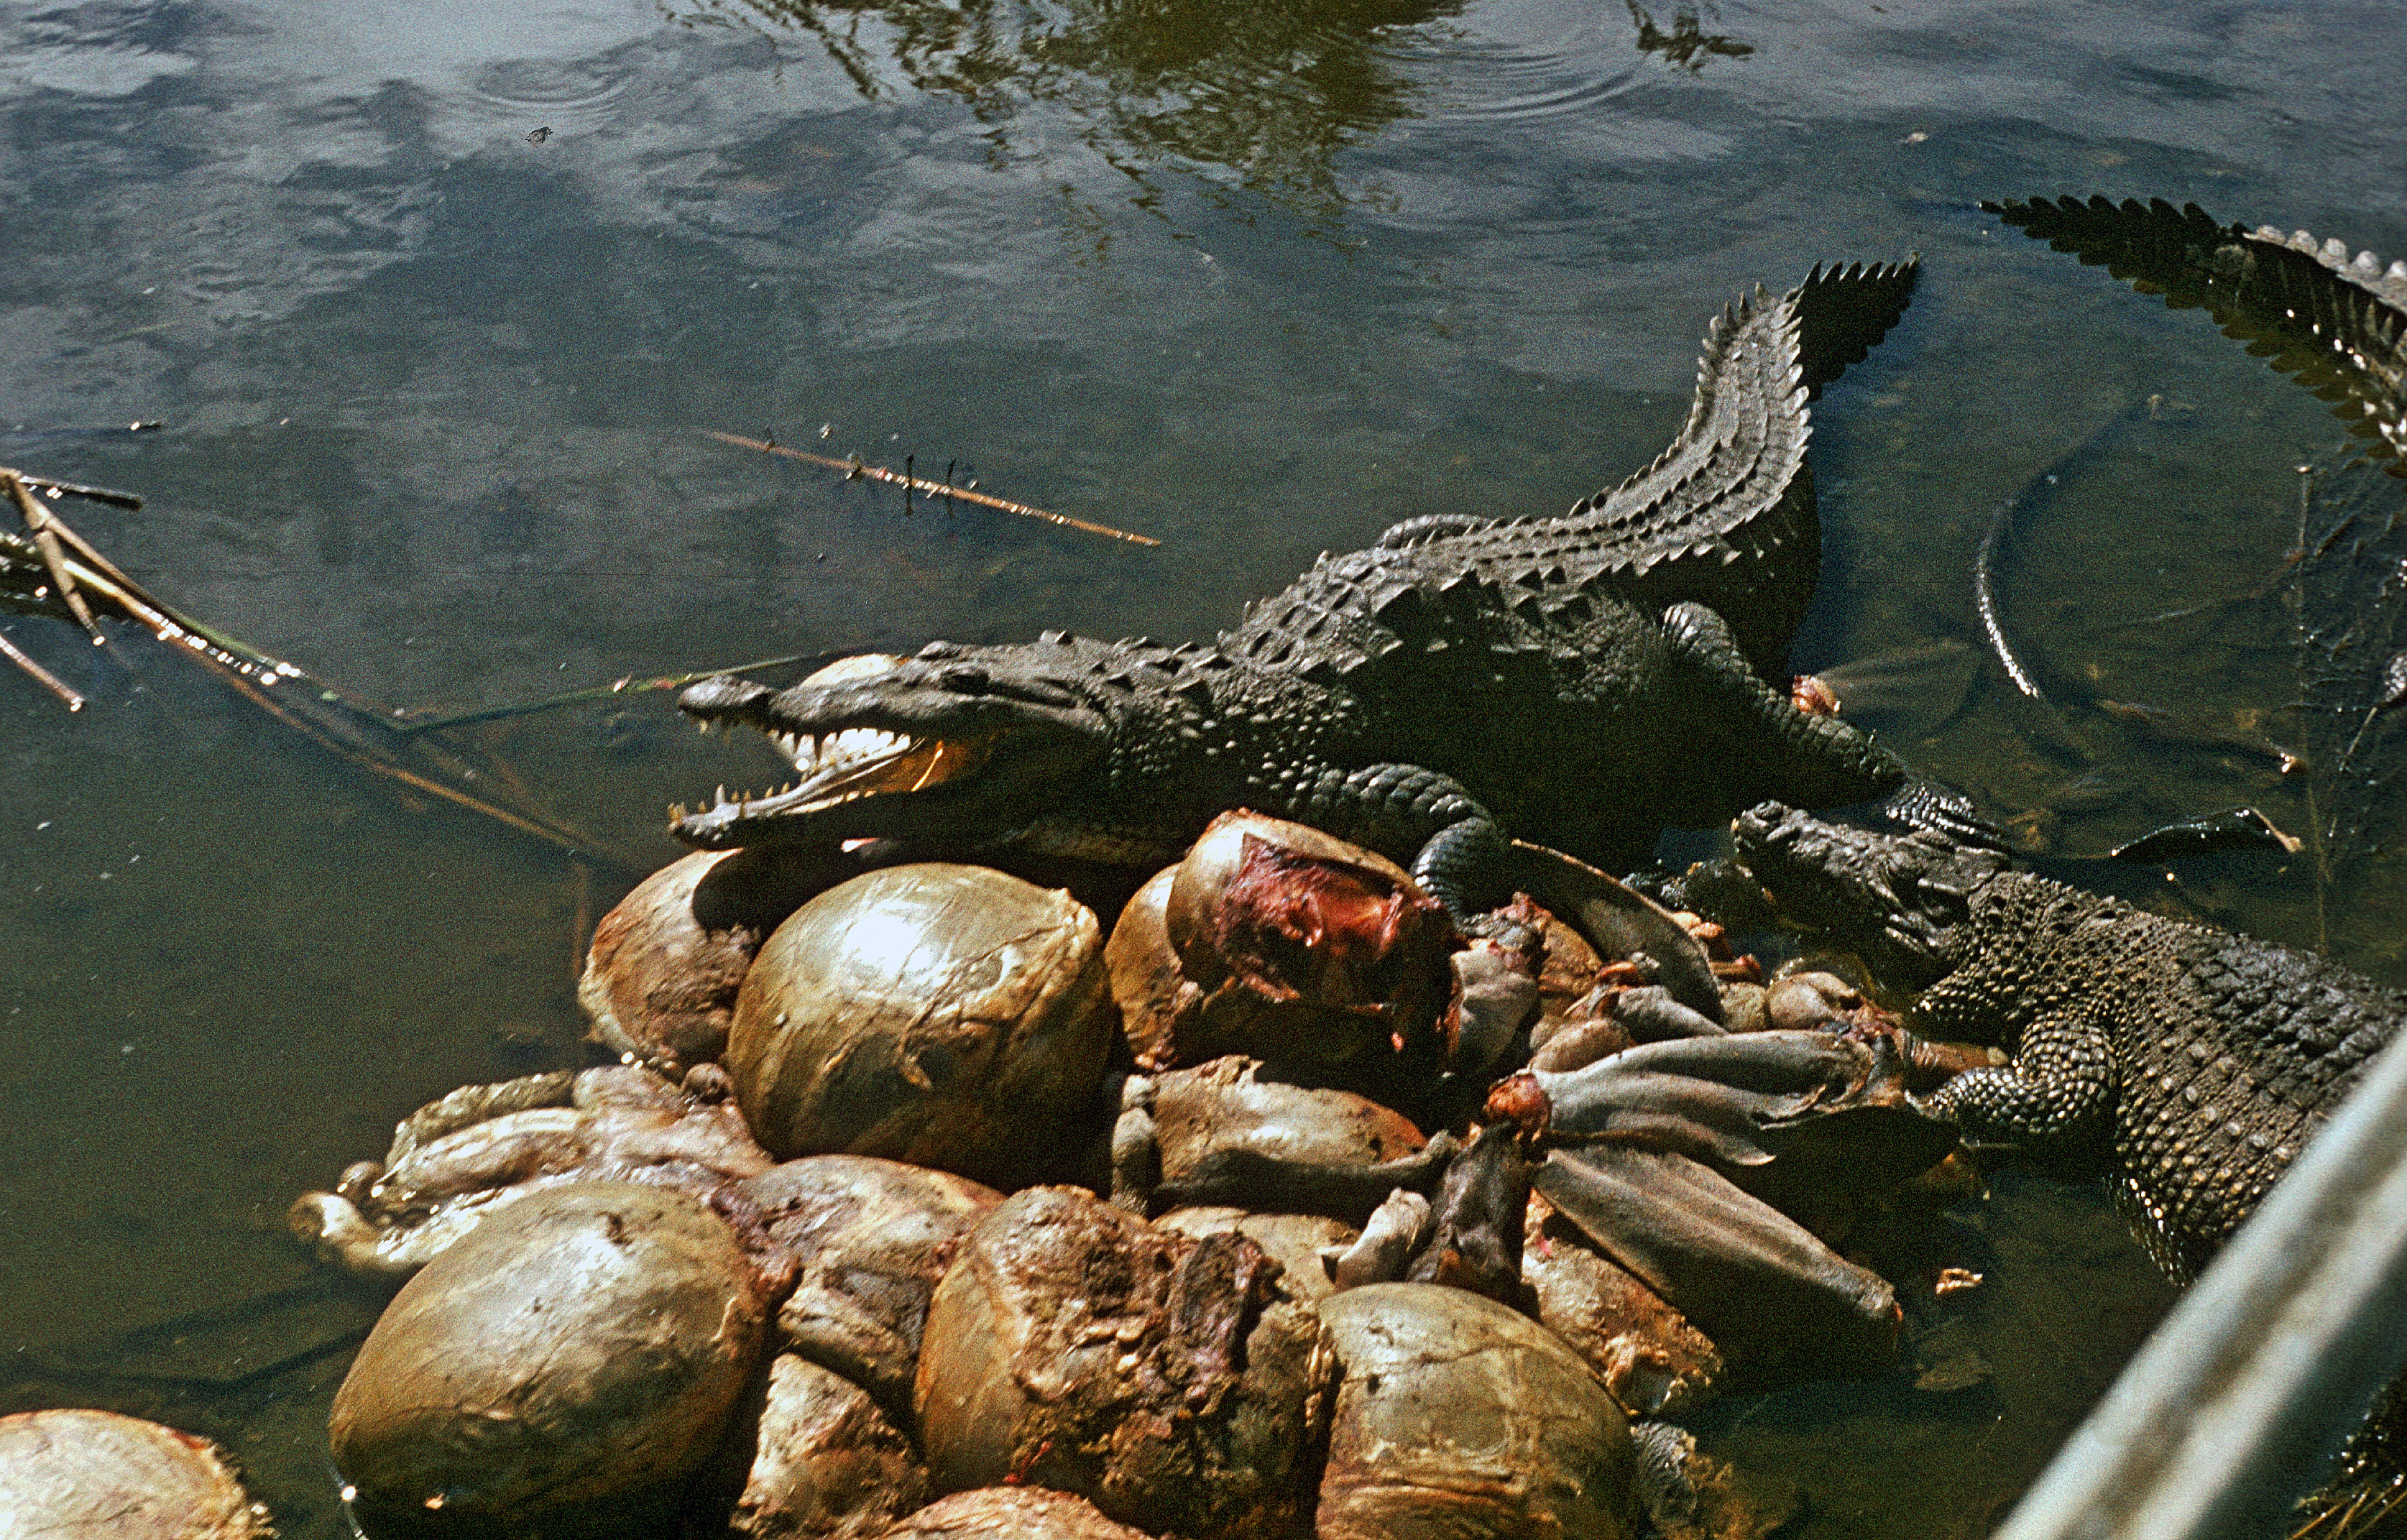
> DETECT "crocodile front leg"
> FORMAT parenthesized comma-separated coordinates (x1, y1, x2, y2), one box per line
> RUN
(1275, 760, 1513, 926)
(1660, 601, 1906, 816)
(1923, 1014, 2117, 1158)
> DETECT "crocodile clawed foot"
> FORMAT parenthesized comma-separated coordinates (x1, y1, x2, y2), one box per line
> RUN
(1879, 775, 2011, 851)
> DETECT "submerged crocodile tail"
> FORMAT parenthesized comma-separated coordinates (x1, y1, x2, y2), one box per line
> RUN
(1789, 257, 1923, 400)
(1988, 194, 2407, 474)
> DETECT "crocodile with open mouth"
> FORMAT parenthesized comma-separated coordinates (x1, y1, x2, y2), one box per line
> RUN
(672, 261, 1922, 924)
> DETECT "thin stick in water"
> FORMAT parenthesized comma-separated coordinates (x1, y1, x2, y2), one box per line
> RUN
(20, 502, 625, 859)
(571, 859, 593, 990)
(0, 628, 83, 709)
(702, 429, 1161, 547)
(9, 474, 144, 510)
(391, 651, 833, 733)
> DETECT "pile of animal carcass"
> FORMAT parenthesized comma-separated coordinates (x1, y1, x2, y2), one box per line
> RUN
(276, 810, 1998, 1540)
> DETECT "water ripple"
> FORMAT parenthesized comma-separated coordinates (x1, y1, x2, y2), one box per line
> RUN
(462, 53, 640, 132)
(1379, 7, 1649, 126)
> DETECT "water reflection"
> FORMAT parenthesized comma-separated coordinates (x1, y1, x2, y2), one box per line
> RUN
(668, 0, 1760, 210)
(1625, 2, 1751, 72)
(670, 0, 1468, 210)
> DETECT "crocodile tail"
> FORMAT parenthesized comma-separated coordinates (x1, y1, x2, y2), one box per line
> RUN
(1988, 194, 2406, 474)
(1790, 257, 1923, 400)
(1570, 258, 1918, 672)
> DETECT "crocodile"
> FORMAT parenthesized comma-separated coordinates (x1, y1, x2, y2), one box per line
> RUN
(671, 261, 1923, 923)
(1730, 800, 2407, 1282)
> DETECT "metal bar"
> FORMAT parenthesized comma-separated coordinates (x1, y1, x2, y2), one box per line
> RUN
(1994, 1025, 2407, 1539)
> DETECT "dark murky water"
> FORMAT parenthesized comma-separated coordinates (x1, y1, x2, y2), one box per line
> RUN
(1, 0, 2401, 1533)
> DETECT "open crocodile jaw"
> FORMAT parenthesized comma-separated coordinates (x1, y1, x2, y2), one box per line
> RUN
(669, 650, 1114, 852)
(672, 724, 1003, 849)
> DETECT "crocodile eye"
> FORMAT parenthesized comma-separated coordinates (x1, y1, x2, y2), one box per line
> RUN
(939, 665, 991, 693)
(917, 640, 963, 660)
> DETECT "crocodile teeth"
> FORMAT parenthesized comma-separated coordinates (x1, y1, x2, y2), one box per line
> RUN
(696, 729, 994, 820)
(768, 726, 909, 778)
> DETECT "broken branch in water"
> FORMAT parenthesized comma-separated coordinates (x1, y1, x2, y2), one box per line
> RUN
(6, 470, 146, 508)
(701, 428, 1162, 547)
(4, 468, 108, 642)
(0, 627, 81, 710)
(1, 476, 630, 864)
